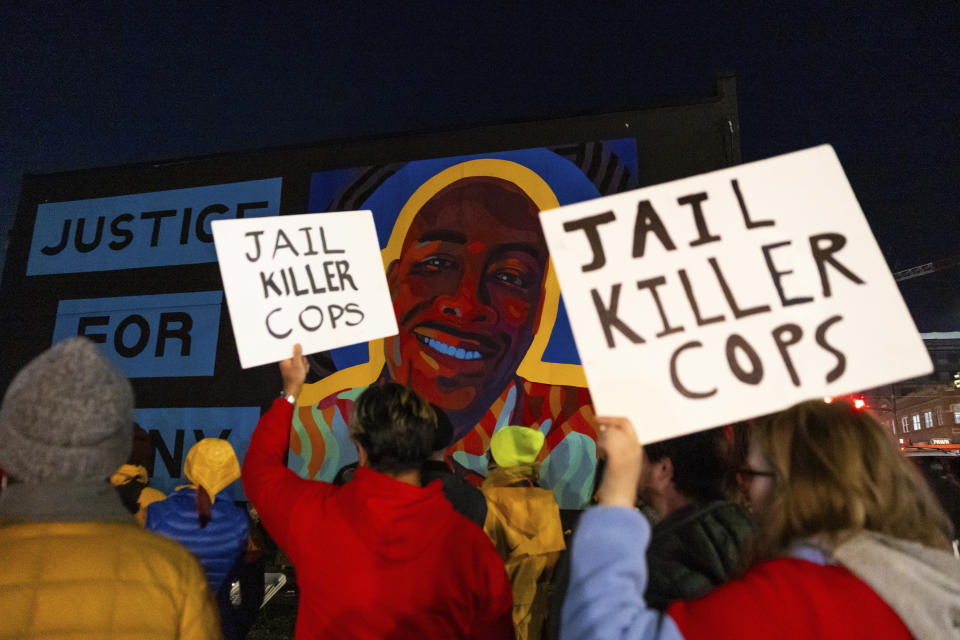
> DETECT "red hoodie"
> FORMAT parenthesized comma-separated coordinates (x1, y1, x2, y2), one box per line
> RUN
(243, 399, 514, 640)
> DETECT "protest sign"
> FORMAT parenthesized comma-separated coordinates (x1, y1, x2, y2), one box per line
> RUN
(212, 210, 398, 369)
(539, 145, 932, 443)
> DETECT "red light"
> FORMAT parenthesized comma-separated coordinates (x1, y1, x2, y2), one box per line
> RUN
(823, 396, 834, 404)
(853, 398, 866, 410)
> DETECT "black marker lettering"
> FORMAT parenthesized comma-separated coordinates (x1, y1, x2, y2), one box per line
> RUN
(633, 201, 676, 258)
(265, 308, 292, 339)
(709, 256, 772, 319)
(636, 276, 684, 337)
(563, 211, 616, 272)
(320, 227, 345, 254)
(245, 231, 264, 262)
(272, 229, 299, 259)
(678, 192, 721, 247)
(816, 314, 846, 383)
(677, 269, 724, 326)
(726, 334, 763, 385)
(300, 227, 319, 256)
(762, 241, 814, 307)
(260, 271, 282, 298)
(336, 260, 357, 291)
(299, 305, 324, 331)
(669, 340, 717, 399)
(771, 323, 803, 386)
(732, 179, 774, 229)
(345, 302, 365, 326)
(591, 284, 645, 348)
(810, 233, 864, 298)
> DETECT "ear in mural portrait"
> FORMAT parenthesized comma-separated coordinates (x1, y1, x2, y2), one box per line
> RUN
(292, 144, 638, 508)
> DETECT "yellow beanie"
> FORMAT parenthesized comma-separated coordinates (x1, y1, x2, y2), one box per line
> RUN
(184, 438, 240, 503)
(490, 425, 545, 467)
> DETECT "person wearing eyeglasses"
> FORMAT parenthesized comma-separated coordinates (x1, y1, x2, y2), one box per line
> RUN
(561, 400, 960, 640)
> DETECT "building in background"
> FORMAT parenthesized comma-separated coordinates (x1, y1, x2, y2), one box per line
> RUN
(864, 333, 960, 445)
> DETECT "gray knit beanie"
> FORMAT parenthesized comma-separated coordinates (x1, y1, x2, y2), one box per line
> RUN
(0, 337, 134, 483)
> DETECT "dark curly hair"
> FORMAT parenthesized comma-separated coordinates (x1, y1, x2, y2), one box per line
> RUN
(349, 383, 437, 474)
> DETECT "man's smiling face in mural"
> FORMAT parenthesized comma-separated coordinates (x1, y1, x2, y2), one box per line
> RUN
(385, 176, 548, 436)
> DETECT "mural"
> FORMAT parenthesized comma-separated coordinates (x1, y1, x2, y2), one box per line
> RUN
(289, 142, 639, 509)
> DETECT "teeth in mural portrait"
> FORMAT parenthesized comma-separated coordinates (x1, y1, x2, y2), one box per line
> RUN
(417, 334, 484, 360)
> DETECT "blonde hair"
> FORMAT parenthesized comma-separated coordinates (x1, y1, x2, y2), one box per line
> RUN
(751, 400, 953, 560)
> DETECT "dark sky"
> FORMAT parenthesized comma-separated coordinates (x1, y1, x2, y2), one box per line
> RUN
(1, 3, 957, 329)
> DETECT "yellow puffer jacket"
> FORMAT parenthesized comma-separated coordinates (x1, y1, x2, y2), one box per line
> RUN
(0, 520, 221, 640)
(482, 465, 566, 640)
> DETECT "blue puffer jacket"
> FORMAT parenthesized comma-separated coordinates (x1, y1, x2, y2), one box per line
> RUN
(146, 488, 249, 593)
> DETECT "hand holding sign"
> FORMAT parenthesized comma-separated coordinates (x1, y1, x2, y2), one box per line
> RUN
(595, 416, 644, 509)
(540, 146, 931, 443)
(212, 210, 398, 370)
(281, 343, 309, 399)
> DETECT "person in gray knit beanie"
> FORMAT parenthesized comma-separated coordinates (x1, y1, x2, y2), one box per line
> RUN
(0, 337, 223, 639)
(0, 336, 133, 483)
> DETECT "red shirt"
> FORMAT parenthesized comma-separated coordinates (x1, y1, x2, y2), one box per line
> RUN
(668, 557, 914, 640)
(243, 399, 514, 640)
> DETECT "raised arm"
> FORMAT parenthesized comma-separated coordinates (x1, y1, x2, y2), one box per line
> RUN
(561, 417, 685, 640)
(242, 344, 333, 553)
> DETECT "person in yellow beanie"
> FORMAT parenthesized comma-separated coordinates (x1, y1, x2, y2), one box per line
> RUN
(482, 425, 566, 640)
(111, 462, 166, 526)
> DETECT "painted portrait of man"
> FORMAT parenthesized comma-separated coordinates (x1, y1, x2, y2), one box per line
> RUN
(384, 175, 547, 441)
(290, 146, 637, 508)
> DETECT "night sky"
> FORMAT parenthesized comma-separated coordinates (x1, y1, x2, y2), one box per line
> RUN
(1, 3, 957, 329)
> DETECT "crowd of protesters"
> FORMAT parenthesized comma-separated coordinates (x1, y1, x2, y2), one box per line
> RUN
(1, 336, 959, 639)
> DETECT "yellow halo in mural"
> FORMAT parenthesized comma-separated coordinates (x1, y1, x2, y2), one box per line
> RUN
(298, 158, 587, 407)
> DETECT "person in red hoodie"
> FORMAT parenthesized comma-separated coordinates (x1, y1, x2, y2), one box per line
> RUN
(243, 344, 514, 640)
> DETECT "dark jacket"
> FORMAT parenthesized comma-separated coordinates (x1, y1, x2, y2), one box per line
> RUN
(422, 460, 488, 527)
(146, 487, 249, 594)
(644, 500, 753, 610)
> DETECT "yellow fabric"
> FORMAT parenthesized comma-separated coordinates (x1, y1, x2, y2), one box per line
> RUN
(490, 425, 545, 467)
(109, 464, 166, 527)
(135, 486, 167, 527)
(184, 438, 240, 504)
(110, 463, 149, 486)
(482, 467, 565, 640)
(0, 520, 221, 640)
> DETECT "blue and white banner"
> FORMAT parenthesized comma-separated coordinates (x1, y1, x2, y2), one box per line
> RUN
(52, 291, 223, 378)
(27, 178, 282, 275)
(136, 406, 261, 501)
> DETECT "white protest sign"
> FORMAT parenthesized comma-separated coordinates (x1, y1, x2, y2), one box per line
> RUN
(540, 145, 931, 443)
(212, 210, 398, 369)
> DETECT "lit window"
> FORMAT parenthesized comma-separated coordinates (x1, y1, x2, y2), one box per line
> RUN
(955, 411, 960, 424)
(924, 411, 933, 428)
(901, 416, 910, 433)
(913, 415, 921, 431)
